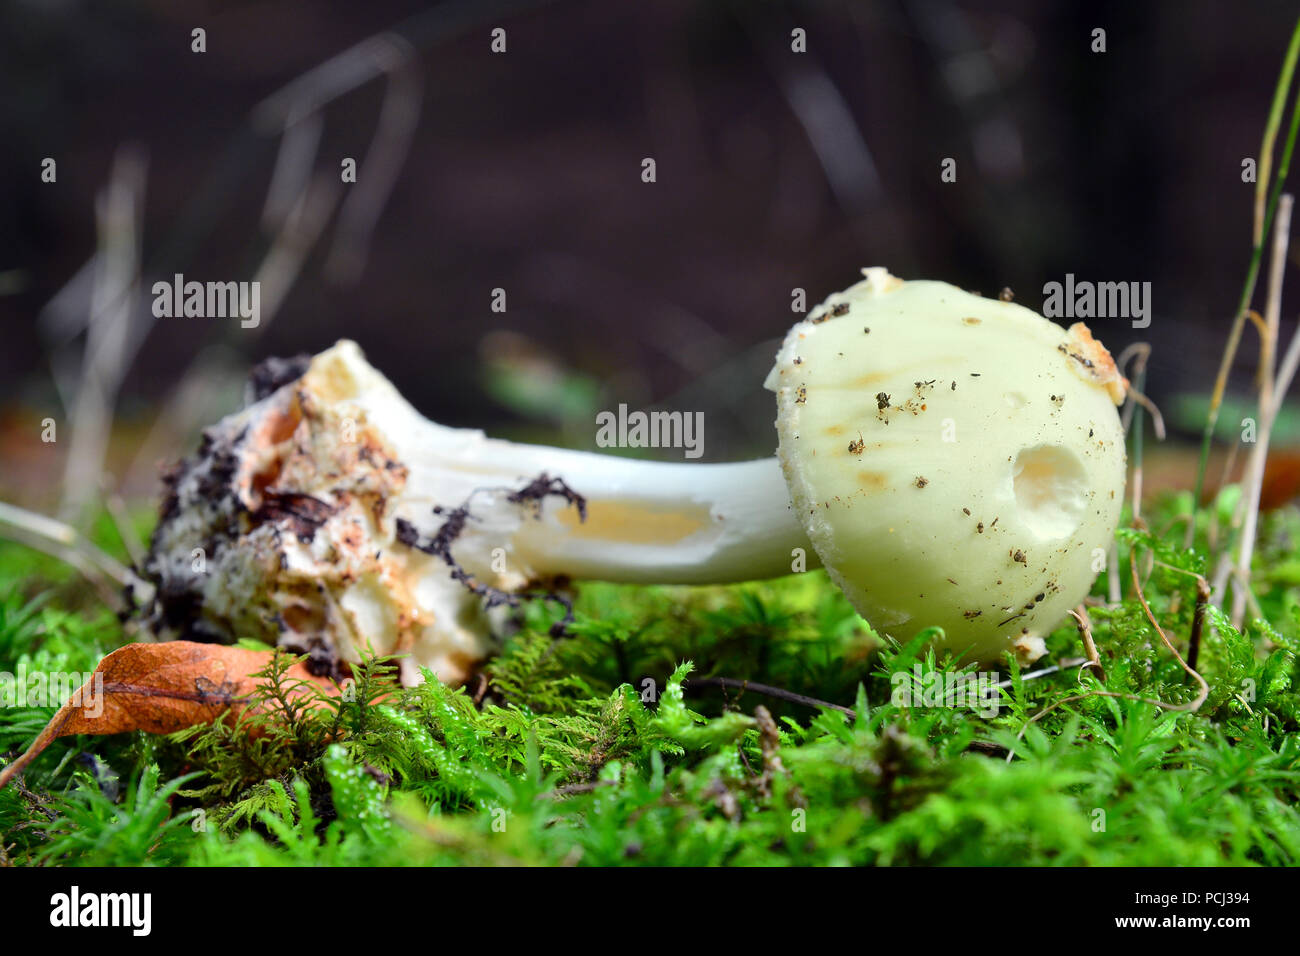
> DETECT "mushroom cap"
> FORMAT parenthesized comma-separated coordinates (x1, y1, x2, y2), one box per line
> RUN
(765, 267, 1128, 664)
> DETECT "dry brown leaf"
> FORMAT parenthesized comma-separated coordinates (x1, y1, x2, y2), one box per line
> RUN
(0, 641, 342, 790)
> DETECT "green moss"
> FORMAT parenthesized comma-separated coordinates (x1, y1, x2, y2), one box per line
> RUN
(2, 492, 1299, 866)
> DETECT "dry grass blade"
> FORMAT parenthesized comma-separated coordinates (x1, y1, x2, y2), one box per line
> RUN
(58, 146, 146, 527)
(0, 500, 150, 608)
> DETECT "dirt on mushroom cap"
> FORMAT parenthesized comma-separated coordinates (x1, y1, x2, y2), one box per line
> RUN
(765, 267, 1127, 665)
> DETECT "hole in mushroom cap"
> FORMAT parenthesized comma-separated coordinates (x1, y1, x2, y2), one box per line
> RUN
(1011, 444, 1088, 540)
(1003, 391, 1027, 409)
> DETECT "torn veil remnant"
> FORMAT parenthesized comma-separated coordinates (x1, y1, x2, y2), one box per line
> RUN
(142, 342, 813, 686)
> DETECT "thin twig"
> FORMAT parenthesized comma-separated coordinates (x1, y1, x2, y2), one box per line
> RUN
(1150, 558, 1214, 674)
(1068, 606, 1105, 681)
(1208, 310, 1278, 604)
(1128, 539, 1210, 710)
(1187, 574, 1212, 674)
(684, 676, 857, 719)
(1207, 427, 1246, 551)
(1006, 538, 1209, 762)
(990, 657, 1086, 689)
(1110, 343, 1161, 602)
(1126, 346, 1152, 524)
(537, 779, 617, 800)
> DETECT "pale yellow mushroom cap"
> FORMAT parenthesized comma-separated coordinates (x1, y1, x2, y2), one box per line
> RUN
(765, 267, 1128, 665)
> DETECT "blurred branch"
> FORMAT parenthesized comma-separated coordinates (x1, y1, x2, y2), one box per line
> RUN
(251, 171, 342, 332)
(324, 37, 422, 285)
(741, 16, 880, 246)
(254, 31, 424, 287)
(776, 68, 881, 210)
(261, 108, 324, 231)
(58, 145, 147, 525)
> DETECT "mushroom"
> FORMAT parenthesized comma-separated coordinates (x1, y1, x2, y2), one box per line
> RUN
(142, 341, 815, 685)
(142, 267, 1127, 684)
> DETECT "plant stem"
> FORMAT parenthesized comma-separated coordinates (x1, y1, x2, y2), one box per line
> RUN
(1190, 16, 1300, 547)
(1231, 193, 1292, 626)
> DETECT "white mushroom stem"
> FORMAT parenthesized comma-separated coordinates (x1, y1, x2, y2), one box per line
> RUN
(304, 341, 813, 584)
(383, 415, 808, 587)
(447, 452, 810, 584)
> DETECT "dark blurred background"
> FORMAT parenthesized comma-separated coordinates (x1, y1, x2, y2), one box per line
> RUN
(2, 0, 1297, 514)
